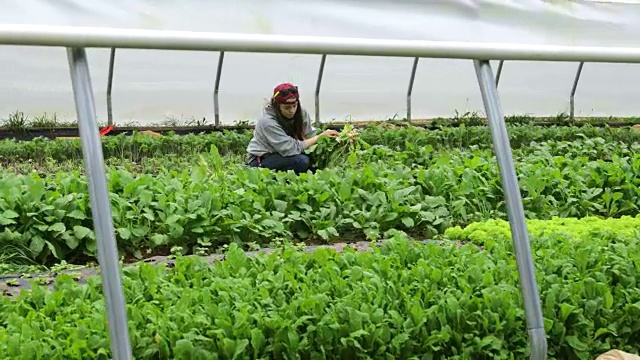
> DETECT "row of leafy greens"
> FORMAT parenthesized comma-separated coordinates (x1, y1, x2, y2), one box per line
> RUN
(1, 134, 639, 265)
(1, 216, 639, 359)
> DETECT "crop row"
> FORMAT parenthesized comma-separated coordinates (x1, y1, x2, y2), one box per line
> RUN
(1, 216, 639, 358)
(1, 124, 640, 164)
(2, 152, 245, 176)
(1, 142, 639, 265)
(1, 135, 638, 177)
(359, 137, 639, 169)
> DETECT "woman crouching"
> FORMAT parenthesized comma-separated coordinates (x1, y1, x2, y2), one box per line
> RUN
(246, 82, 338, 174)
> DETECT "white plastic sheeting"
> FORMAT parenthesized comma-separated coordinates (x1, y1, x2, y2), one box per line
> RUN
(1, 0, 640, 125)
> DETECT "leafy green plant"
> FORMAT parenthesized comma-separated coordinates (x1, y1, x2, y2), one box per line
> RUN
(1, 220, 639, 359)
(1, 140, 640, 266)
(307, 125, 370, 169)
(2, 124, 640, 167)
(1, 122, 640, 266)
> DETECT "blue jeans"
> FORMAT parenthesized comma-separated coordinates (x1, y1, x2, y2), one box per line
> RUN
(248, 153, 312, 174)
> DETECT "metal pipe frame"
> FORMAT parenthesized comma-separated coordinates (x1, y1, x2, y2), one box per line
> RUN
(214, 51, 225, 127)
(9, 23, 640, 359)
(570, 62, 585, 120)
(106, 47, 115, 126)
(2, 24, 640, 63)
(474, 59, 547, 360)
(67, 47, 132, 360)
(315, 54, 326, 126)
(495, 60, 504, 87)
(406, 57, 419, 122)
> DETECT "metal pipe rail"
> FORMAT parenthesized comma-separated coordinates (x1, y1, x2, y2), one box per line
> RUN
(3, 24, 640, 61)
(475, 60, 546, 360)
(86, 21, 622, 126)
(67, 47, 132, 360)
(106, 47, 115, 126)
(103, 48, 583, 126)
(214, 51, 225, 127)
(315, 54, 326, 126)
(570, 62, 585, 120)
(9, 22, 640, 360)
(406, 57, 419, 121)
(495, 60, 504, 87)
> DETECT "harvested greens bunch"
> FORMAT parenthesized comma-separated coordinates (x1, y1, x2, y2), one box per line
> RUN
(308, 125, 370, 169)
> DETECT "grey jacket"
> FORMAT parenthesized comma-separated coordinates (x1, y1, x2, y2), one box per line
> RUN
(245, 105, 317, 164)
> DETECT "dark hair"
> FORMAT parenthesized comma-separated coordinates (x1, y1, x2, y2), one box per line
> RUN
(270, 98, 305, 140)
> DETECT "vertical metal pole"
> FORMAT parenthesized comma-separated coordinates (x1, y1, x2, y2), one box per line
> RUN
(495, 60, 504, 88)
(315, 54, 326, 127)
(106, 47, 115, 126)
(67, 47, 133, 360)
(406, 57, 419, 122)
(214, 51, 224, 127)
(473, 59, 547, 360)
(570, 62, 584, 121)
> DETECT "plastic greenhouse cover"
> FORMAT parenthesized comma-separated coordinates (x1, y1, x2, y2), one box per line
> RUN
(1, 0, 640, 125)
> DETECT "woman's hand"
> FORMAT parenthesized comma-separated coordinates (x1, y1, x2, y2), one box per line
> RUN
(321, 129, 340, 138)
(304, 129, 340, 148)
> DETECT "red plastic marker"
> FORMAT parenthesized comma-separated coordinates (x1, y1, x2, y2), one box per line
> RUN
(99, 125, 114, 136)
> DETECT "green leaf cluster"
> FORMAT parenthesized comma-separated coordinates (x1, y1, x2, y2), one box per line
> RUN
(2, 124, 640, 166)
(1, 219, 639, 359)
(307, 125, 371, 169)
(0, 130, 250, 165)
(2, 137, 640, 265)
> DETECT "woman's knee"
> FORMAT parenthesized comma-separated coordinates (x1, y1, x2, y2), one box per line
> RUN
(291, 154, 311, 173)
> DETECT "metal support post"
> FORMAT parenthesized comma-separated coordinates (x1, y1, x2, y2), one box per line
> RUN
(106, 47, 115, 126)
(67, 47, 133, 360)
(495, 60, 504, 87)
(214, 51, 224, 127)
(570, 62, 584, 121)
(406, 57, 419, 122)
(473, 59, 547, 360)
(315, 54, 326, 127)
